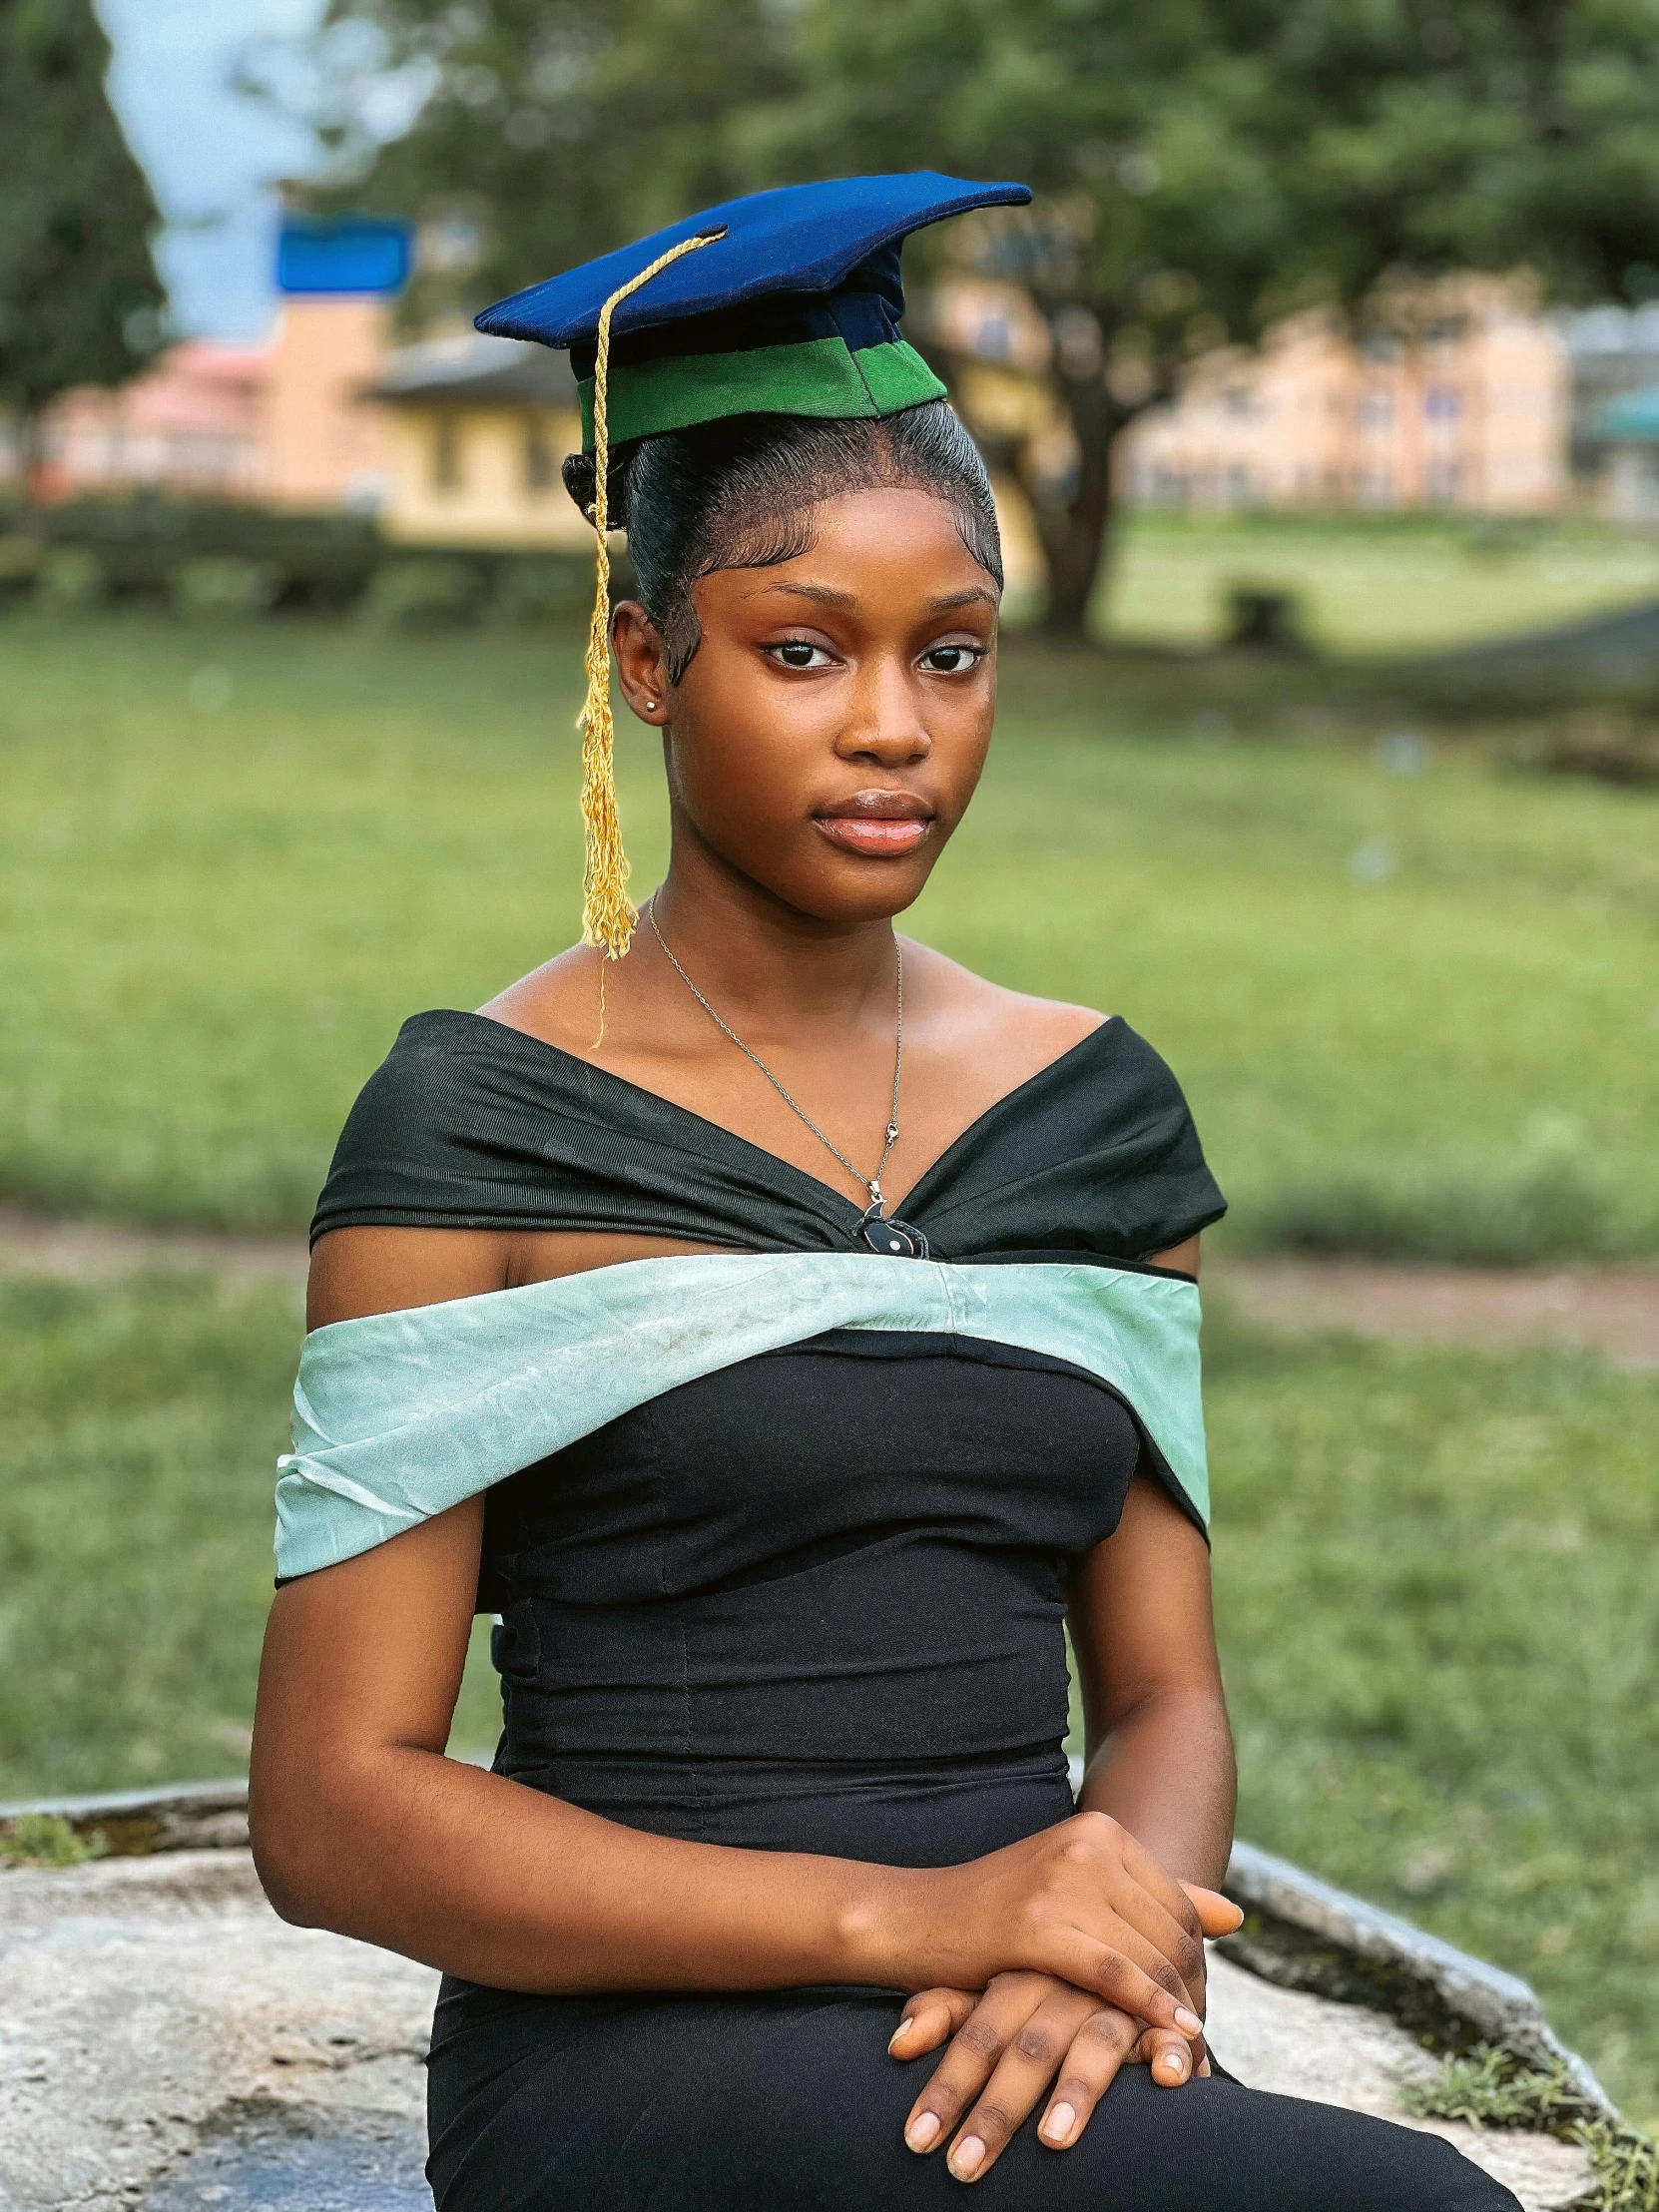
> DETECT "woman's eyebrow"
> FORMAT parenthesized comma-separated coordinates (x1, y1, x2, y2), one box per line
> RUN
(742, 581, 855, 606)
(740, 582, 998, 613)
(926, 587, 1000, 614)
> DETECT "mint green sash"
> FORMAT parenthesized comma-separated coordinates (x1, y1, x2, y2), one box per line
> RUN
(276, 1254, 1208, 1579)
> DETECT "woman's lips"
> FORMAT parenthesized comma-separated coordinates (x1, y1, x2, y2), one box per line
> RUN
(816, 814, 932, 855)
(815, 795, 934, 857)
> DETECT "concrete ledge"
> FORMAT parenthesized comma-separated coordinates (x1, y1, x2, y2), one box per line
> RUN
(1, 1778, 252, 1858)
(2, 1780, 1613, 2101)
(0, 1783, 1615, 2212)
(1223, 1839, 1618, 2117)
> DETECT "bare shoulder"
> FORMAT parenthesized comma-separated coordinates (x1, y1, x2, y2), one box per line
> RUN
(899, 936, 1107, 1069)
(477, 942, 605, 1057)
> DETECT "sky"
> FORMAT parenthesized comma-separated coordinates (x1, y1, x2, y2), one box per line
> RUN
(99, 0, 348, 341)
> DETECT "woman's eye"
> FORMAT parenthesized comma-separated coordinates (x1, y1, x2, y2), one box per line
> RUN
(921, 644, 983, 674)
(769, 640, 831, 669)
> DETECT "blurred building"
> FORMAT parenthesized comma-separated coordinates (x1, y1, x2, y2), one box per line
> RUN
(262, 298, 392, 513)
(1122, 278, 1569, 515)
(367, 333, 587, 551)
(1590, 386, 1659, 521)
(1561, 304, 1659, 509)
(36, 341, 267, 503)
(10, 216, 409, 515)
(28, 307, 392, 513)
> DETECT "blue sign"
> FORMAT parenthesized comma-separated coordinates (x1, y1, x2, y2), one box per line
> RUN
(277, 217, 413, 297)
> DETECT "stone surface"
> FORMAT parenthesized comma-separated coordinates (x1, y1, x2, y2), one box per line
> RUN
(1, 1850, 1595, 2212)
(0, 1853, 433, 2212)
(1224, 1839, 1615, 2113)
(1206, 1954, 1593, 2210)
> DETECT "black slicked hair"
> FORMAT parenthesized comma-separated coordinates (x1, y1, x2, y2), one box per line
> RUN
(562, 401, 1003, 682)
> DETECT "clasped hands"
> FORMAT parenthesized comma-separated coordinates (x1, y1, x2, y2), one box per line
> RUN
(886, 1811, 1243, 2184)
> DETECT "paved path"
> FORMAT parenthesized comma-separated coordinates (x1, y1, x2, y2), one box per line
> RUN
(3, 1206, 1653, 1366)
(1206, 1252, 1659, 1369)
(0, 1852, 1592, 2212)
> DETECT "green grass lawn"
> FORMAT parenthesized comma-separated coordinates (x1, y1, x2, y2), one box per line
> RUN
(1104, 510, 1659, 654)
(1, 607, 1654, 1260)
(1, 1268, 1651, 2128)
(0, 1270, 504, 1798)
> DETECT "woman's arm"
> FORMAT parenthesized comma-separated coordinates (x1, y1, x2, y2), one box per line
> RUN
(251, 1492, 1221, 2012)
(1069, 1472, 1237, 1889)
(251, 1228, 1218, 2021)
(1072, 1229, 1235, 1886)
(889, 1236, 1240, 2180)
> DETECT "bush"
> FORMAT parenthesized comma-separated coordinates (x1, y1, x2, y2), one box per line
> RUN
(487, 553, 595, 628)
(34, 545, 106, 612)
(169, 556, 281, 621)
(359, 555, 489, 630)
(0, 533, 41, 602)
(39, 496, 381, 611)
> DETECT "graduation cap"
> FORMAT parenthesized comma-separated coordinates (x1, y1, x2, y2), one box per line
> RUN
(475, 173, 1031, 975)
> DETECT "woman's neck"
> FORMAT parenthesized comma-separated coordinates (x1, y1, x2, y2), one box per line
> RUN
(646, 852, 901, 1048)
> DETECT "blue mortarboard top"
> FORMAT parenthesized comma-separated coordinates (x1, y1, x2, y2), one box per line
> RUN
(476, 173, 1031, 451)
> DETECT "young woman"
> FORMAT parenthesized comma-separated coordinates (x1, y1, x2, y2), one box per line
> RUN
(250, 178, 1519, 2210)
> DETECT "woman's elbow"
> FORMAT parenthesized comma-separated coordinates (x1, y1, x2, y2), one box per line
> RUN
(248, 1772, 334, 1926)
(247, 1738, 376, 1929)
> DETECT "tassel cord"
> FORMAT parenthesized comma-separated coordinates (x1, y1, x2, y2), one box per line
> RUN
(578, 227, 724, 987)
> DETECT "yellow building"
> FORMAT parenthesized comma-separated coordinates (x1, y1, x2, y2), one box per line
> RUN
(369, 334, 589, 550)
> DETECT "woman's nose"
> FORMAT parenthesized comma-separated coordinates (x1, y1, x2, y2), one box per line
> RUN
(834, 662, 932, 765)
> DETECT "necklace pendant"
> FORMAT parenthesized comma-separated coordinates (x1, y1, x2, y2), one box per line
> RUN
(857, 1205, 929, 1260)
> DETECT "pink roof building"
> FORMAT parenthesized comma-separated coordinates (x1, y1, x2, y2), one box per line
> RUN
(41, 341, 269, 502)
(30, 295, 393, 513)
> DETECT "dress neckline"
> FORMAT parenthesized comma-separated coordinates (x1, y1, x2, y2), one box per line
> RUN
(438, 1004, 1120, 1229)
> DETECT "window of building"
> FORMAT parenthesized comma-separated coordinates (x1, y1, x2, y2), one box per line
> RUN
(1359, 390, 1394, 427)
(1223, 384, 1251, 418)
(1425, 458, 1461, 502)
(1424, 384, 1461, 421)
(430, 415, 463, 494)
(523, 417, 556, 496)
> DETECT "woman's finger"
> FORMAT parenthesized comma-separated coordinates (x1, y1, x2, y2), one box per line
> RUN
(1138, 2024, 1204, 2087)
(940, 1989, 1114, 2182)
(1034, 2006, 1144, 2153)
(1055, 1927, 1206, 2039)
(1086, 1880, 1209, 2016)
(1179, 1880, 1245, 1938)
(903, 1974, 1090, 2157)
(889, 1987, 976, 2060)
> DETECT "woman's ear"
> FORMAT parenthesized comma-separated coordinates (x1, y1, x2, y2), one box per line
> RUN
(612, 602, 672, 724)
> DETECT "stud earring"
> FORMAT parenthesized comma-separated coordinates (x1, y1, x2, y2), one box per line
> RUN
(645, 696, 658, 709)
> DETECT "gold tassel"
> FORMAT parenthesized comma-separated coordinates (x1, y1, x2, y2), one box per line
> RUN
(578, 227, 724, 993)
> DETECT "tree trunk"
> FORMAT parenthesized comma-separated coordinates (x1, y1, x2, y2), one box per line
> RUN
(1031, 364, 1124, 637)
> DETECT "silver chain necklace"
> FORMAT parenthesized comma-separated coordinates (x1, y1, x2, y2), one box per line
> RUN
(647, 898, 927, 1258)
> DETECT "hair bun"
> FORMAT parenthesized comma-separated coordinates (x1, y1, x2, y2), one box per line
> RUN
(562, 447, 635, 530)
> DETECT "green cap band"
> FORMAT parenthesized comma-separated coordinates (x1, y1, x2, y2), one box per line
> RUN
(579, 335, 946, 451)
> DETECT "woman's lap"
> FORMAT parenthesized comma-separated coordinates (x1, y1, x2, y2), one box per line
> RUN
(426, 1984, 1521, 2212)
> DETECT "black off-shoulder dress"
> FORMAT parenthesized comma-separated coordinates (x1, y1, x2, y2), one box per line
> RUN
(284, 1011, 1518, 2212)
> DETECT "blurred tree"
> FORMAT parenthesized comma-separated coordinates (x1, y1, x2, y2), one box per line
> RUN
(0, 0, 166, 512)
(323, 0, 1659, 633)
(305, 0, 799, 332)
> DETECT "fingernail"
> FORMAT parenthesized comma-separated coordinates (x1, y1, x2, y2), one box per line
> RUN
(1157, 2049, 1188, 2081)
(905, 2112, 940, 2151)
(948, 2136, 985, 2179)
(1175, 2006, 1204, 2034)
(888, 2022, 911, 2051)
(1041, 2102, 1075, 2143)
